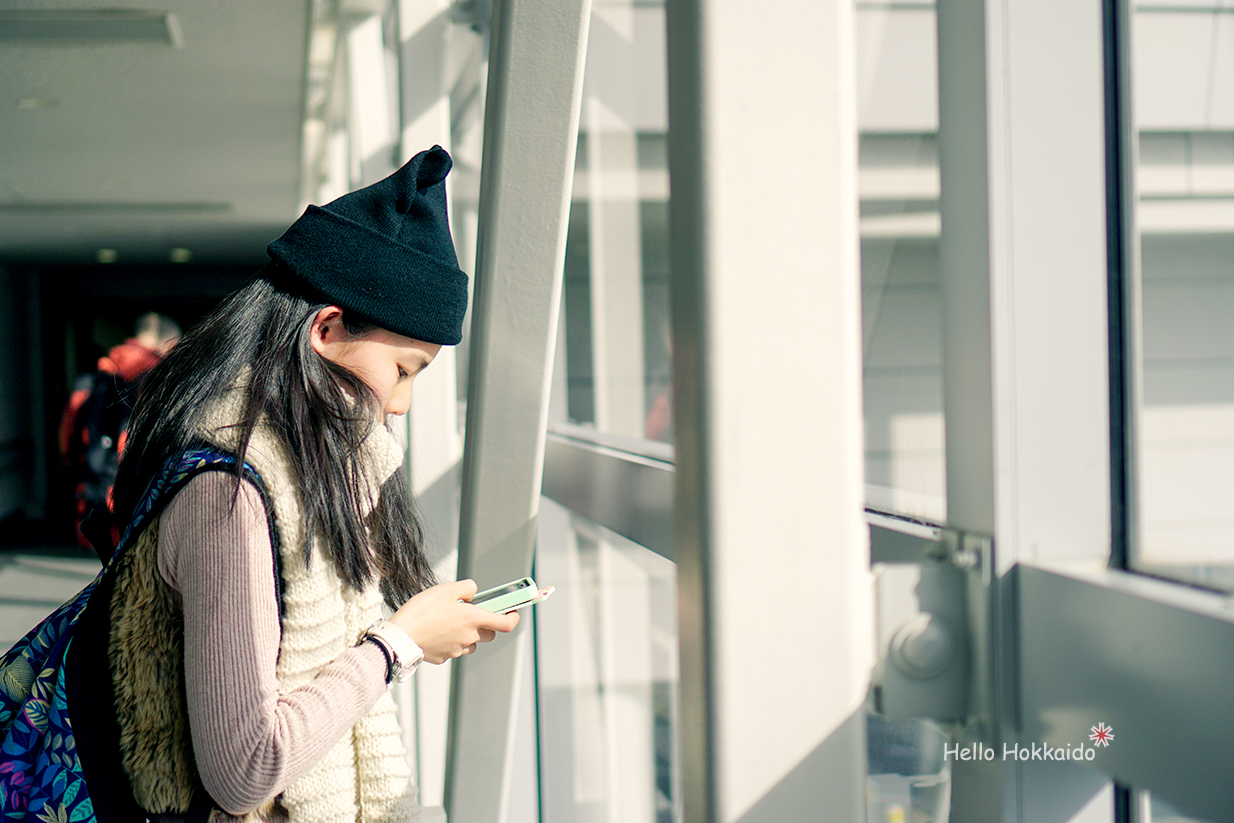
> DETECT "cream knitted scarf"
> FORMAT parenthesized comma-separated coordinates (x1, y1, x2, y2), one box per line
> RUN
(199, 390, 420, 823)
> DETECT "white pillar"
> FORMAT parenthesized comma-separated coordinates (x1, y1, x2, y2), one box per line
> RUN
(666, 0, 872, 820)
(347, 15, 396, 186)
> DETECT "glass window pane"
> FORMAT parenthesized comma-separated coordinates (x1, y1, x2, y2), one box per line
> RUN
(534, 497, 680, 823)
(867, 715, 951, 823)
(1130, 4, 1234, 590)
(858, 1, 945, 523)
(555, 1, 672, 444)
(858, 5, 952, 821)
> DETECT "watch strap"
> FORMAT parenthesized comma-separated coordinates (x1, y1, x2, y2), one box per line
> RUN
(363, 619, 424, 682)
(364, 635, 396, 684)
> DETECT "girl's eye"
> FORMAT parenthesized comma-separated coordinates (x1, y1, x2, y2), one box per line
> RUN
(398, 367, 409, 379)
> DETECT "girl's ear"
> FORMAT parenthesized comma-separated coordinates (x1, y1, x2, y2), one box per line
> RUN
(310, 306, 347, 358)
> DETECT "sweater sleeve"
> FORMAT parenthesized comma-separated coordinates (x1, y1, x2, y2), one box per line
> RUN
(158, 471, 391, 816)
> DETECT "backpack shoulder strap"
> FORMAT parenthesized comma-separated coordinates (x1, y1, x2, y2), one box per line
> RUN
(119, 446, 262, 550)
(116, 445, 285, 617)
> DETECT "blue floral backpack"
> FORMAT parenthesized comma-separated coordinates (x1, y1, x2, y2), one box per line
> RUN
(0, 447, 275, 823)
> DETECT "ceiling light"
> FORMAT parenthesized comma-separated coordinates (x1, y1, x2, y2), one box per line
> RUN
(96, 248, 118, 263)
(0, 11, 182, 46)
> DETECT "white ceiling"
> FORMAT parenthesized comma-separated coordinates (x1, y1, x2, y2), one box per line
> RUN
(0, 2, 311, 267)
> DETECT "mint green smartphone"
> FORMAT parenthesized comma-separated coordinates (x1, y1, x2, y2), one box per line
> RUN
(471, 577, 554, 613)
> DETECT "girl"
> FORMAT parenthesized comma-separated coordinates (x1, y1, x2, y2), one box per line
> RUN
(100, 146, 515, 822)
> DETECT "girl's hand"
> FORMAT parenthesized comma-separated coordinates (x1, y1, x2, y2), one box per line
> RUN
(389, 579, 520, 664)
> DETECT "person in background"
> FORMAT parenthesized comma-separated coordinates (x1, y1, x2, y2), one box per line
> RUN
(59, 311, 181, 554)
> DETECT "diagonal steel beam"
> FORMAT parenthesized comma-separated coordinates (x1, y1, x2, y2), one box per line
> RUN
(443, 0, 592, 817)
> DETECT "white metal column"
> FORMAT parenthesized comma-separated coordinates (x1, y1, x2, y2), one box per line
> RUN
(937, 0, 1115, 820)
(443, 0, 592, 819)
(395, 0, 463, 809)
(347, 13, 396, 186)
(665, 0, 872, 821)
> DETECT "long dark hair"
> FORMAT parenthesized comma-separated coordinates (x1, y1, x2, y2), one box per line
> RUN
(113, 266, 436, 607)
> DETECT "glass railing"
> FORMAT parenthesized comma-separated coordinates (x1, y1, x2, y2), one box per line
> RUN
(534, 496, 680, 823)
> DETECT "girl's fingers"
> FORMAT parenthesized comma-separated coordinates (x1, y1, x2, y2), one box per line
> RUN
(451, 578, 479, 600)
(474, 609, 519, 633)
(389, 579, 525, 666)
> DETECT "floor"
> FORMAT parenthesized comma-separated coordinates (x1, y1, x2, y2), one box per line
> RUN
(0, 544, 101, 649)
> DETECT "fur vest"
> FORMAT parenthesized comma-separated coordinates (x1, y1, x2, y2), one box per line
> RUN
(108, 392, 419, 822)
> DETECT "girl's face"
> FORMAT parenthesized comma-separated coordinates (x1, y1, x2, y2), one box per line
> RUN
(310, 307, 442, 420)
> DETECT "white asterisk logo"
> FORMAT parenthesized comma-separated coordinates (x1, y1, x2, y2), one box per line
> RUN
(1089, 722, 1114, 747)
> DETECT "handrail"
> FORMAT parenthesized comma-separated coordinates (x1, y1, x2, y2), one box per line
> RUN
(542, 426, 948, 568)
(541, 428, 675, 561)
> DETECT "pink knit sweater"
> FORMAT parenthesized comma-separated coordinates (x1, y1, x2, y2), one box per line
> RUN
(156, 471, 389, 818)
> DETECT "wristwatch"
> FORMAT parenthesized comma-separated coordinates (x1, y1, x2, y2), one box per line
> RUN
(362, 619, 425, 683)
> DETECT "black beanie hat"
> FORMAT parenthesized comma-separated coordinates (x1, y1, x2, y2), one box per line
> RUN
(267, 145, 468, 346)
